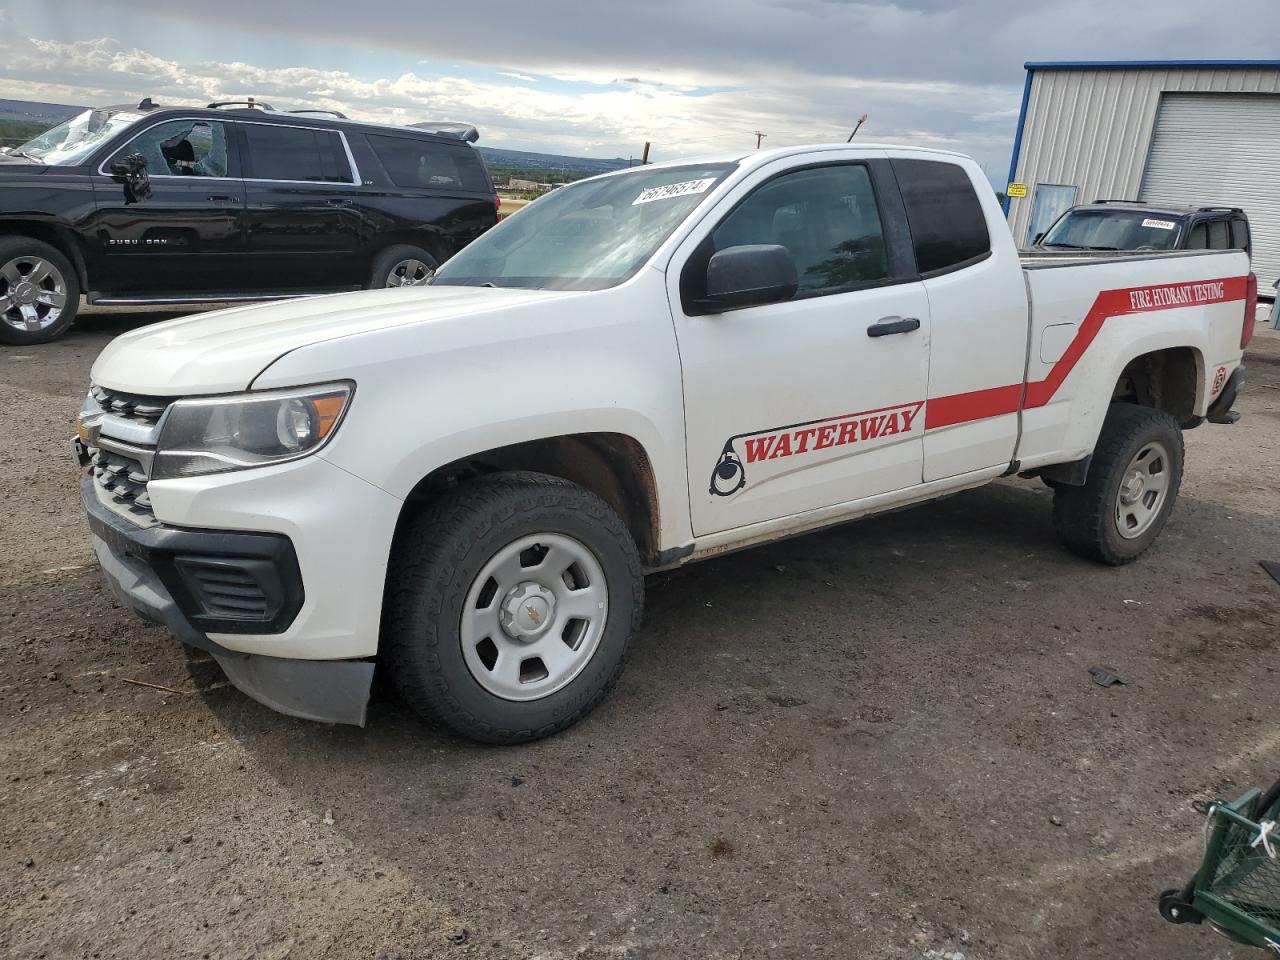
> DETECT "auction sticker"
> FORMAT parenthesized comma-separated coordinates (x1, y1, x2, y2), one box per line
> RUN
(632, 178, 717, 205)
(1142, 218, 1176, 230)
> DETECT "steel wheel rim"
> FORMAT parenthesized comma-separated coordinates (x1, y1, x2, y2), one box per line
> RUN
(460, 532, 609, 702)
(386, 258, 433, 287)
(0, 255, 67, 332)
(1115, 440, 1172, 540)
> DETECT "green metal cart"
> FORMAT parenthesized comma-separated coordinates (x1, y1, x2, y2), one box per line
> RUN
(1161, 779, 1280, 952)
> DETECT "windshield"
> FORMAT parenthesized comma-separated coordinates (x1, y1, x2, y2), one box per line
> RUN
(12, 109, 144, 166)
(432, 162, 737, 290)
(1042, 209, 1184, 251)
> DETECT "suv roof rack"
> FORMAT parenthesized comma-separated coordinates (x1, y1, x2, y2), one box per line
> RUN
(409, 121, 480, 143)
(287, 109, 349, 119)
(207, 98, 276, 112)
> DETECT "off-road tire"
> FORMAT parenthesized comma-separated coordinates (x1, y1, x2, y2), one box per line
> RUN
(0, 236, 80, 345)
(368, 244, 439, 288)
(383, 471, 644, 744)
(1053, 403, 1184, 565)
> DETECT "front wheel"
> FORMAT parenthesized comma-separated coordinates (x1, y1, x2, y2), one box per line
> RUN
(0, 236, 80, 345)
(383, 472, 643, 744)
(1053, 404, 1184, 565)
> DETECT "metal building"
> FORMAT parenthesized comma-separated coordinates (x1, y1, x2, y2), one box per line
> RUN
(1004, 60, 1280, 292)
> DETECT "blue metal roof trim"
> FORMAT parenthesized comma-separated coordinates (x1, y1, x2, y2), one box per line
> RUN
(1025, 59, 1280, 70)
(1003, 70, 1034, 216)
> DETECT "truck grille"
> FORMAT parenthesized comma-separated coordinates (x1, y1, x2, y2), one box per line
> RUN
(90, 446, 154, 520)
(87, 385, 174, 526)
(90, 385, 170, 425)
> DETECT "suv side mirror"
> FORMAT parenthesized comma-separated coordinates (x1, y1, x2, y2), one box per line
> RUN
(698, 244, 798, 313)
(110, 153, 152, 204)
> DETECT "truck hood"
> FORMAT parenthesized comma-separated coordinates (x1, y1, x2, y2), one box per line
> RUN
(91, 286, 576, 395)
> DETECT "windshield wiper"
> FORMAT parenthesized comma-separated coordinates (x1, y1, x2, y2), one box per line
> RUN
(1042, 242, 1088, 249)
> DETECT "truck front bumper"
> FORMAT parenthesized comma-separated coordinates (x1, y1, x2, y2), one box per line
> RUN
(82, 475, 374, 725)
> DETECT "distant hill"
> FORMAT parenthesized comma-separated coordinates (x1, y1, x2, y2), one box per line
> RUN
(477, 146, 628, 175)
(0, 99, 84, 124)
(0, 98, 630, 174)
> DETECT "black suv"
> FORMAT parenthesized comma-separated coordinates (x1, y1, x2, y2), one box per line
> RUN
(0, 99, 497, 343)
(1033, 200, 1250, 256)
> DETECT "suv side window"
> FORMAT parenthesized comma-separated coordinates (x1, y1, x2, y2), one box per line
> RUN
(365, 134, 489, 193)
(709, 164, 889, 297)
(1207, 219, 1231, 250)
(109, 119, 230, 177)
(1186, 223, 1209, 249)
(242, 124, 353, 184)
(891, 158, 990, 275)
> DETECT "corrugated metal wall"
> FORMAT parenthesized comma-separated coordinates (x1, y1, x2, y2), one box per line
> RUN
(1007, 67, 1280, 246)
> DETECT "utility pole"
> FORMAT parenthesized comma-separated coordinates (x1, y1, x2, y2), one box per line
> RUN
(753, 131, 767, 149)
(846, 114, 868, 142)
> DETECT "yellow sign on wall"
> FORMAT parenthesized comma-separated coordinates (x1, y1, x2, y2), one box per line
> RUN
(1006, 182, 1028, 198)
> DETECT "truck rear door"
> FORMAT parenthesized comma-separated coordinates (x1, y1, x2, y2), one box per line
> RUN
(669, 153, 931, 536)
(237, 121, 367, 291)
(888, 156, 1032, 482)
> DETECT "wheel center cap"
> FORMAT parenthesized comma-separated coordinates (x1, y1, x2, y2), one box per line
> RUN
(13, 281, 35, 305)
(499, 581, 557, 642)
(1121, 472, 1146, 504)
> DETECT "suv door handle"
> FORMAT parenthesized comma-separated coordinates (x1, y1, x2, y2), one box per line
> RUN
(325, 198, 354, 206)
(206, 195, 239, 203)
(867, 316, 921, 338)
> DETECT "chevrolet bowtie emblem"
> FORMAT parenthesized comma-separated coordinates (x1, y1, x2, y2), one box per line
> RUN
(525, 604, 542, 625)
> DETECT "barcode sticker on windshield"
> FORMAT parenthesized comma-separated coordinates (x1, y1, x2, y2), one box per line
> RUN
(1142, 218, 1176, 230)
(632, 178, 717, 205)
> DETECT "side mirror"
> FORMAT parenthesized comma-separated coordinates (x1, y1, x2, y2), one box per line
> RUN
(110, 153, 152, 204)
(698, 244, 798, 313)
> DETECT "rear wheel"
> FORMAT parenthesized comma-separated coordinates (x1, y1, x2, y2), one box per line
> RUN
(369, 244, 439, 289)
(383, 472, 643, 744)
(0, 237, 79, 345)
(1053, 404, 1184, 565)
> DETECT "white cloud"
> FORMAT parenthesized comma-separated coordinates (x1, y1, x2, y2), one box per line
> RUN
(0, 12, 1021, 176)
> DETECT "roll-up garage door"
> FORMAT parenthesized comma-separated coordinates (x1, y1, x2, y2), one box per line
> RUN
(1140, 92, 1280, 294)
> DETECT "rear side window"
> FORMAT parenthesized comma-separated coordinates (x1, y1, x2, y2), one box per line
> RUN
(891, 158, 991, 275)
(366, 134, 490, 193)
(243, 124, 352, 183)
(1186, 223, 1209, 249)
(1207, 219, 1231, 250)
(1231, 218, 1251, 250)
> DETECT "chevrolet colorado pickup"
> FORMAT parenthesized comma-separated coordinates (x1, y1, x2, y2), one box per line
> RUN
(75, 143, 1257, 743)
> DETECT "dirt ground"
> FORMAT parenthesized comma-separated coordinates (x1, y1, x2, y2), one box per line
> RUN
(2, 307, 1278, 960)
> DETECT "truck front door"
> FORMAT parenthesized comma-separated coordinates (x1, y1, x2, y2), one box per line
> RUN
(91, 118, 246, 296)
(669, 156, 931, 537)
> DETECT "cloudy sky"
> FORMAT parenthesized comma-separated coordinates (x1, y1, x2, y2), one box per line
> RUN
(2, 0, 1278, 182)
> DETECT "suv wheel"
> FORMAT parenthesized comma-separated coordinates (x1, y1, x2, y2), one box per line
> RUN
(0, 237, 80, 345)
(371, 244, 439, 288)
(383, 472, 644, 744)
(1052, 403, 1184, 565)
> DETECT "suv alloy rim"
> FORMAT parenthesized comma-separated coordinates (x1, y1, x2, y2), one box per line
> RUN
(386, 259, 434, 287)
(1115, 440, 1172, 539)
(460, 532, 609, 701)
(0, 256, 67, 332)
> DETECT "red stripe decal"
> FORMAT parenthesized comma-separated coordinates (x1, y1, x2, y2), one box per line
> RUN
(924, 276, 1248, 430)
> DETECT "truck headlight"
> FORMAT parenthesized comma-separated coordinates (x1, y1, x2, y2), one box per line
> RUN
(151, 382, 353, 480)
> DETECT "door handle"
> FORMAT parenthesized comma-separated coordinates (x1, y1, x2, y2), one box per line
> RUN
(325, 198, 354, 206)
(206, 195, 238, 203)
(866, 316, 921, 338)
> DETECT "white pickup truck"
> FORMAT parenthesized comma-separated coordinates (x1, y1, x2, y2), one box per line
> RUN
(76, 143, 1257, 742)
